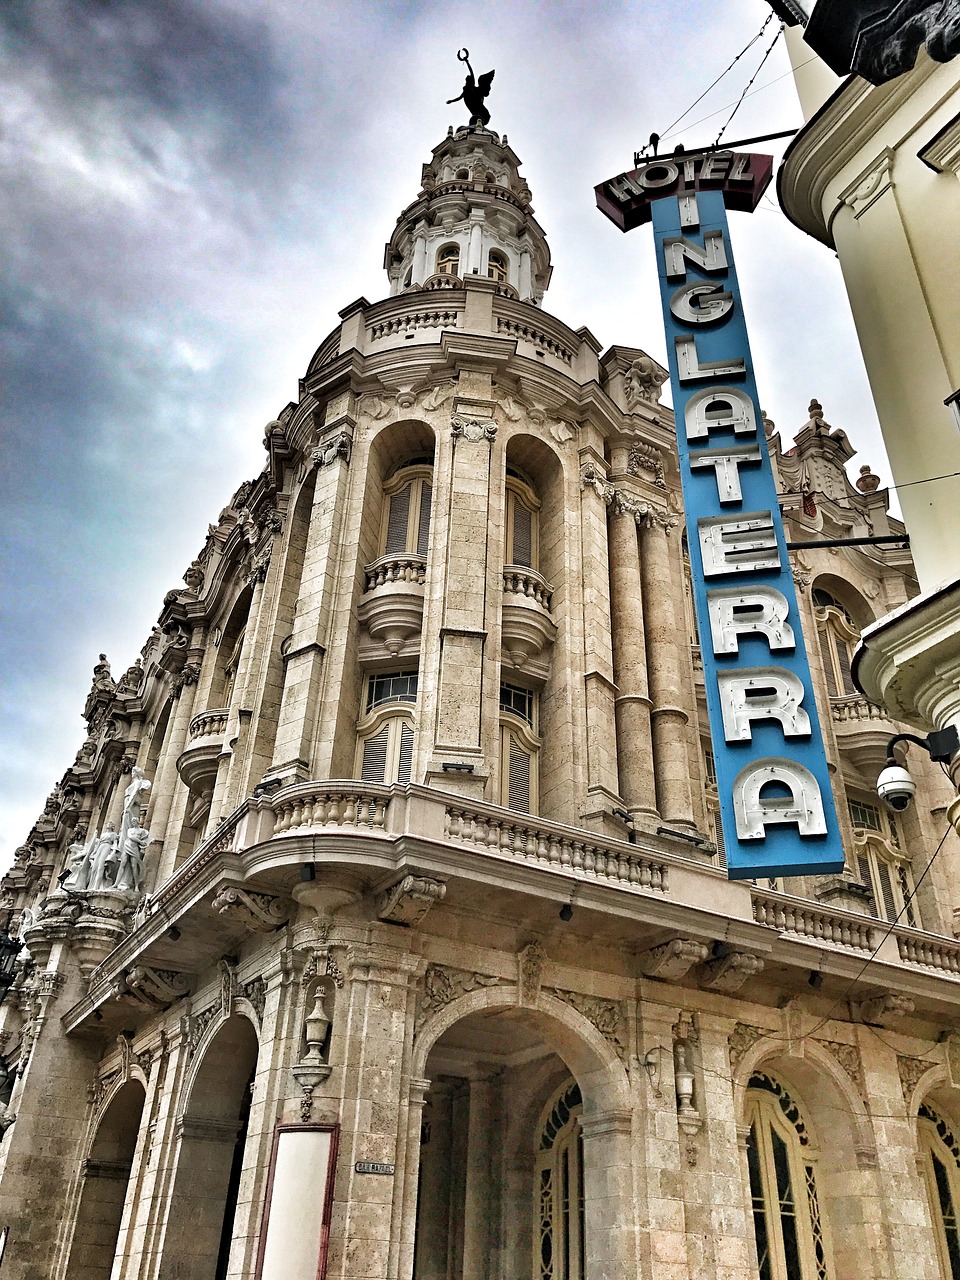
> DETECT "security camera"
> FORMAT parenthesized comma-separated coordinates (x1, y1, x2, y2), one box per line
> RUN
(877, 762, 916, 812)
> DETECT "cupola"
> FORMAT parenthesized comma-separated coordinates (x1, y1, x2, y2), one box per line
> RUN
(383, 126, 552, 305)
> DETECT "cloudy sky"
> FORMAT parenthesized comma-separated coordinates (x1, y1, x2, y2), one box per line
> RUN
(0, 0, 891, 868)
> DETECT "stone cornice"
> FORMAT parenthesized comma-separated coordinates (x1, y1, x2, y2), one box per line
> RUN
(777, 52, 943, 247)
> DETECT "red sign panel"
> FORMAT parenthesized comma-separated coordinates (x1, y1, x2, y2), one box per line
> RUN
(595, 151, 774, 232)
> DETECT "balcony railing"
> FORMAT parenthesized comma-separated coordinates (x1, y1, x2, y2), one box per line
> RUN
(830, 695, 891, 725)
(188, 708, 229, 741)
(502, 566, 553, 610)
(364, 555, 427, 591)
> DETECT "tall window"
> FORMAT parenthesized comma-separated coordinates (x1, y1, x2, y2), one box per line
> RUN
(381, 464, 433, 558)
(919, 1104, 960, 1280)
(746, 1073, 829, 1280)
(436, 243, 461, 276)
(847, 796, 918, 926)
(535, 1081, 584, 1280)
(813, 589, 860, 697)
(500, 682, 540, 813)
(487, 250, 508, 283)
(356, 671, 417, 785)
(505, 473, 540, 570)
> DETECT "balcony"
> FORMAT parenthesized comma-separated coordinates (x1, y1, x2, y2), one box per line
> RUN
(176, 707, 229, 793)
(357, 554, 426, 655)
(501, 566, 557, 672)
(829, 693, 899, 771)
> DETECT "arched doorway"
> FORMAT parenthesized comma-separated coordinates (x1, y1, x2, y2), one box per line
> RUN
(158, 1016, 259, 1280)
(411, 997, 631, 1280)
(68, 1079, 146, 1280)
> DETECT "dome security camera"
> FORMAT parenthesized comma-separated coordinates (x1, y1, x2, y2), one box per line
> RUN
(877, 761, 916, 812)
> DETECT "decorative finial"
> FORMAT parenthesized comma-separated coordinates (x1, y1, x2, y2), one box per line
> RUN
(447, 49, 495, 128)
(856, 464, 881, 494)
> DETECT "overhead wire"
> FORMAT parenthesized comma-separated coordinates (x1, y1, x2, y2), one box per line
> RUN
(714, 21, 787, 146)
(660, 54, 821, 145)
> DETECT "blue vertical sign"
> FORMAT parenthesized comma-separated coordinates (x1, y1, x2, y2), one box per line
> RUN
(649, 187, 843, 878)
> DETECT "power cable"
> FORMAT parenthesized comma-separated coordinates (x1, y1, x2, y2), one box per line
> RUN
(715, 22, 786, 146)
(654, 13, 776, 148)
(661, 54, 821, 144)
(888, 468, 960, 493)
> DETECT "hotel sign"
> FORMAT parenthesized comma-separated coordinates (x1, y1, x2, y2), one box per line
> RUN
(596, 163, 844, 880)
(596, 150, 774, 232)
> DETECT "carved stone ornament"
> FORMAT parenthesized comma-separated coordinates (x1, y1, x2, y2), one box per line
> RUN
(451, 414, 496, 444)
(639, 938, 710, 982)
(241, 976, 266, 1023)
(115, 965, 191, 1011)
(376, 875, 446, 927)
(246, 546, 272, 588)
(172, 662, 201, 696)
(607, 488, 651, 524)
(517, 941, 546, 1006)
(728, 1022, 768, 1074)
(416, 964, 503, 1031)
(627, 443, 667, 488)
(700, 950, 764, 993)
(545, 987, 627, 1065)
(183, 1004, 219, 1059)
(623, 354, 668, 410)
(856, 992, 915, 1026)
(898, 1053, 936, 1103)
(579, 462, 611, 502)
(311, 431, 353, 468)
(818, 1039, 868, 1105)
(211, 885, 290, 933)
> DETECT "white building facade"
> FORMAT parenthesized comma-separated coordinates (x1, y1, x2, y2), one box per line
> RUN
(3, 124, 960, 1280)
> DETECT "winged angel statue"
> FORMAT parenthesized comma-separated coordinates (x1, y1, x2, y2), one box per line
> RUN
(447, 49, 495, 127)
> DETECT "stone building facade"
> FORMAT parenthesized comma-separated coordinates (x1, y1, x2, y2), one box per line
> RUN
(3, 125, 960, 1280)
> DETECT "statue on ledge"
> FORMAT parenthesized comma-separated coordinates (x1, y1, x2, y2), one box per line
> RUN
(447, 49, 495, 128)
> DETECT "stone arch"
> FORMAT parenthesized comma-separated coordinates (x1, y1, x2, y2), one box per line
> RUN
(158, 1015, 260, 1280)
(408, 984, 634, 1280)
(903, 1062, 950, 1121)
(811, 573, 876, 630)
(66, 1078, 146, 1280)
(412, 984, 631, 1116)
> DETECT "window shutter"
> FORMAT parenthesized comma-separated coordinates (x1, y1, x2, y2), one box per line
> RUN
(834, 634, 857, 695)
(819, 632, 838, 697)
(416, 483, 432, 557)
(360, 726, 390, 783)
(876, 858, 898, 922)
(857, 853, 879, 916)
(714, 807, 727, 868)
(384, 487, 411, 554)
(507, 734, 532, 813)
(397, 721, 414, 785)
(512, 500, 533, 568)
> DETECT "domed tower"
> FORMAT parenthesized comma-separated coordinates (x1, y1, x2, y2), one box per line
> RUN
(384, 126, 552, 303)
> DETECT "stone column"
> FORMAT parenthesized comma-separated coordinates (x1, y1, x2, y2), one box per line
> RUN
(607, 494, 658, 823)
(146, 666, 202, 888)
(402, 1078, 439, 1280)
(462, 1074, 498, 1280)
(640, 513, 696, 831)
(518, 249, 532, 300)
(325, 941, 422, 1280)
(578, 1107, 638, 1280)
(466, 213, 483, 276)
(271, 433, 354, 783)
(411, 224, 428, 286)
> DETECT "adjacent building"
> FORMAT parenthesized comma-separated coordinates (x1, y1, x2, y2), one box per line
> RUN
(3, 122, 960, 1280)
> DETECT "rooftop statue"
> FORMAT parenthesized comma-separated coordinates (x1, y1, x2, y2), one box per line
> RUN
(447, 49, 495, 128)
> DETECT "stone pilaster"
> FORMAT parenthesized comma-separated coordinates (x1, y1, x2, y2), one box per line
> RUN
(640, 513, 696, 831)
(148, 670, 201, 888)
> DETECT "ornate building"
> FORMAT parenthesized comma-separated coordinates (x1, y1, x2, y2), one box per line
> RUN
(3, 122, 960, 1280)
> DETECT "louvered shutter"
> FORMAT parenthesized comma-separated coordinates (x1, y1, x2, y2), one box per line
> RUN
(384, 487, 411, 554)
(857, 853, 879, 916)
(714, 808, 727, 868)
(876, 858, 898, 922)
(507, 734, 532, 813)
(834, 634, 857, 695)
(397, 721, 414, 785)
(416, 483, 432, 557)
(360, 725, 390, 783)
(512, 499, 533, 567)
(819, 632, 838, 697)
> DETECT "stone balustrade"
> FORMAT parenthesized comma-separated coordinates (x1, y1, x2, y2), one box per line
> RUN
(752, 890, 878, 952)
(502, 566, 553, 610)
(188, 708, 229, 741)
(271, 784, 389, 835)
(364, 555, 427, 592)
(895, 929, 960, 975)
(443, 803, 668, 892)
(830, 694, 890, 724)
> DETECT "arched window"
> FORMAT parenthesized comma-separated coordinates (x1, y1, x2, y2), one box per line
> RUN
(455, 168, 470, 181)
(847, 795, 918, 926)
(813, 588, 860, 698)
(381, 464, 433, 558)
(356, 671, 417, 785)
(487, 250, 509, 284)
(919, 1103, 960, 1280)
(505, 472, 540, 570)
(535, 1080, 584, 1280)
(436, 243, 461, 276)
(500, 682, 540, 813)
(746, 1073, 828, 1280)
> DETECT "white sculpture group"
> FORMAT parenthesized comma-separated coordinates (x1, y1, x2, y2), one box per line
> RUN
(62, 767, 151, 895)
